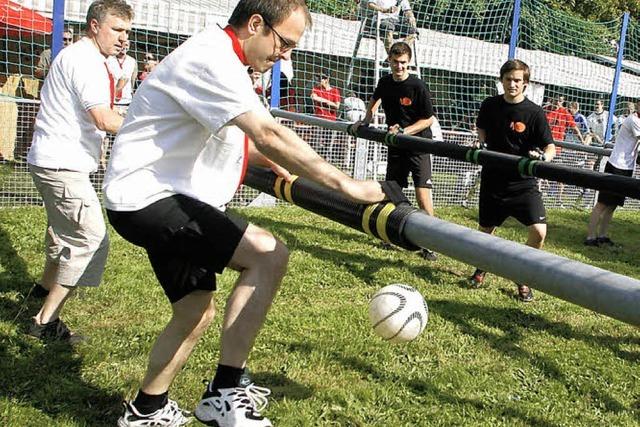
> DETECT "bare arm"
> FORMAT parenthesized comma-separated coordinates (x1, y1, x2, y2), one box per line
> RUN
(362, 98, 381, 124)
(88, 105, 124, 134)
(310, 92, 340, 110)
(542, 143, 556, 161)
(389, 116, 434, 136)
(232, 111, 385, 204)
(476, 128, 487, 148)
(368, 1, 397, 13)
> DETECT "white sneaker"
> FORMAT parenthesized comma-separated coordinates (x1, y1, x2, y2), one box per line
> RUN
(117, 399, 192, 426)
(195, 383, 272, 427)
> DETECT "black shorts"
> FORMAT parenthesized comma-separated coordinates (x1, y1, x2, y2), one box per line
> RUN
(107, 194, 248, 303)
(479, 186, 546, 228)
(597, 162, 633, 207)
(386, 150, 433, 189)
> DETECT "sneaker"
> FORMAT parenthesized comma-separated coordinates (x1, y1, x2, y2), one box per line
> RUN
(517, 284, 534, 302)
(583, 238, 599, 247)
(596, 236, 616, 247)
(195, 383, 272, 427)
(118, 399, 192, 427)
(28, 317, 85, 344)
(469, 269, 485, 288)
(419, 248, 438, 261)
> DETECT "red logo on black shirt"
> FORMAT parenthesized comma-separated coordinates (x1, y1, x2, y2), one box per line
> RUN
(399, 97, 412, 106)
(510, 121, 526, 133)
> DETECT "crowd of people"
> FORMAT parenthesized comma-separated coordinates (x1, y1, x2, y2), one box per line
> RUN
(15, 0, 640, 426)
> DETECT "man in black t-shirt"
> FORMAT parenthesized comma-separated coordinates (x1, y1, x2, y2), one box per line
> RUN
(358, 41, 438, 260)
(469, 59, 556, 302)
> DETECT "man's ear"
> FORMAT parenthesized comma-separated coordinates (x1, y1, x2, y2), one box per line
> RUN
(247, 14, 264, 36)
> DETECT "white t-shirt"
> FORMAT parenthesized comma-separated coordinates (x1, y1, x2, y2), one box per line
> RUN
(343, 96, 366, 122)
(369, 0, 411, 20)
(609, 113, 640, 171)
(104, 25, 269, 211)
(107, 54, 136, 105)
(28, 37, 111, 172)
(587, 110, 615, 142)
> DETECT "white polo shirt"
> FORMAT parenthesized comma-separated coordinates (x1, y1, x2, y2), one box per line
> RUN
(28, 37, 111, 173)
(103, 25, 269, 211)
(107, 54, 136, 105)
(609, 113, 640, 171)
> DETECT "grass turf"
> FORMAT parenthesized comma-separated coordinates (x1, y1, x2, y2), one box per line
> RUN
(0, 205, 639, 426)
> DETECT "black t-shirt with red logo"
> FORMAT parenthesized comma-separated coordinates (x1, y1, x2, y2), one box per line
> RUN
(476, 95, 554, 191)
(373, 74, 434, 151)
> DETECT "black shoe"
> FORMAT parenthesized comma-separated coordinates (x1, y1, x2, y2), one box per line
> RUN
(596, 236, 617, 247)
(583, 238, 599, 247)
(517, 284, 534, 302)
(380, 241, 395, 250)
(31, 283, 49, 298)
(28, 317, 85, 344)
(469, 269, 486, 288)
(419, 248, 438, 261)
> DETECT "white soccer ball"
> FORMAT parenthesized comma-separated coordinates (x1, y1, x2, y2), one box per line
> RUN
(369, 284, 428, 343)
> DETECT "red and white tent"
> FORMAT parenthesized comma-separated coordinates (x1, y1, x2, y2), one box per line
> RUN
(0, 0, 52, 37)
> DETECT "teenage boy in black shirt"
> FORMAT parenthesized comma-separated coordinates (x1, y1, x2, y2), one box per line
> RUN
(469, 59, 556, 302)
(357, 41, 439, 260)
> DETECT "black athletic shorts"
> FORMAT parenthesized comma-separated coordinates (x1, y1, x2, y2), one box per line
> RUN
(478, 185, 546, 228)
(107, 194, 248, 303)
(598, 162, 633, 207)
(386, 150, 433, 189)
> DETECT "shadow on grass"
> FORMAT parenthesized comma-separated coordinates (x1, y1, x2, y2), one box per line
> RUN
(252, 370, 314, 401)
(0, 224, 121, 426)
(245, 216, 448, 284)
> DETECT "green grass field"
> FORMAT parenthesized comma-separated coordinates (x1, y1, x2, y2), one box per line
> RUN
(1, 205, 639, 426)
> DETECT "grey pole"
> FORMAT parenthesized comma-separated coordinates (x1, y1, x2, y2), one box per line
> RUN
(403, 211, 640, 326)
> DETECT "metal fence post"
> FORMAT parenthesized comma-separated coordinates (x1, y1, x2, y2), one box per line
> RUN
(51, 0, 66, 60)
(605, 12, 630, 143)
(508, 0, 522, 59)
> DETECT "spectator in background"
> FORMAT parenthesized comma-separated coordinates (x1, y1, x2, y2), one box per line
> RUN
(567, 101, 591, 145)
(107, 39, 138, 116)
(615, 101, 636, 136)
(587, 99, 615, 145)
(585, 100, 640, 247)
(545, 96, 584, 206)
(344, 91, 366, 122)
(366, 0, 417, 53)
(248, 67, 264, 95)
(138, 52, 158, 84)
(26, 0, 132, 343)
(310, 73, 341, 120)
(35, 27, 74, 81)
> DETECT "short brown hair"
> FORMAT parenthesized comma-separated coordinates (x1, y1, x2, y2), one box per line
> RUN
(389, 41, 412, 61)
(86, 0, 134, 26)
(229, 0, 312, 28)
(499, 59, 530, 82)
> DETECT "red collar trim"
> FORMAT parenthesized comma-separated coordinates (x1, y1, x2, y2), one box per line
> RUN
(223, 25, 248, 65)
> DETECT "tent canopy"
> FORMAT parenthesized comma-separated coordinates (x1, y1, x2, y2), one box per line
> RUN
(0, 0, 52, 37)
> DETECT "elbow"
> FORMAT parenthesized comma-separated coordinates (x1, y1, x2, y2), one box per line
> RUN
(251, 123, 281, 155)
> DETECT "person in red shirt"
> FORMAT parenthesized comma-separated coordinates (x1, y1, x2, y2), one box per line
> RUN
(545, 96, 585, 205)
(310, 73, 341, 120)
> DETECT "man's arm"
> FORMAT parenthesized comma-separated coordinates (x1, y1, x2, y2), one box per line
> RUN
(362, 97, 381, 124)
(389, 116, 434, 136)
(367, 1, 397, 13)
(88, 105, 124, 134)
(476, 127, 487, 148)
(310, 92, 340, 111)
(232, 110, 385, 204)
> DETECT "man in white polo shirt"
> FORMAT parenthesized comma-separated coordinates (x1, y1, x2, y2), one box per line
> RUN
(26, 0, 133, 343)
(585, 99, 640, 247)
(104, 1, 389, 426)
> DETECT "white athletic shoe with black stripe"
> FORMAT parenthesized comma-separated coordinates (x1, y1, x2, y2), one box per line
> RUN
(117, 399, 192, 426)
(195, 383, 272, 427)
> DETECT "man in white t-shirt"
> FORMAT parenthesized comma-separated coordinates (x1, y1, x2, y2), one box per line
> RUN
(104, 1, 388, 426)
(585, 100, 640, 247)
(107, 39, 138, 115)
(344, 91, 366, 122)
(587, 99, 616, 144)
(26, 0, 132, 344)
(367, 0, 417, 53)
